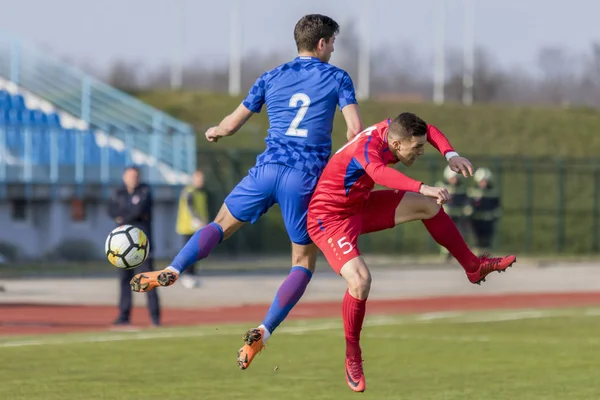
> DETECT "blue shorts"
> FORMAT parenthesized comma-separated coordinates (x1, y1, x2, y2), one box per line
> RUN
(224, 163, 318, 245)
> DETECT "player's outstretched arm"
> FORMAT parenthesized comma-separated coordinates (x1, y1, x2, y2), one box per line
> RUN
(205, 103, 254, 143)
(427, 124, 474, 177)
(341, 104, 363, 141)
(363, 160, 450, 205)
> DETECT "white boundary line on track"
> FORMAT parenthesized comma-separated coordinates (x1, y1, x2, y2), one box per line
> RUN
(0, 308, 598, 349)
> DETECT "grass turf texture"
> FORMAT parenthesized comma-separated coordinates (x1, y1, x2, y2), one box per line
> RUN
(1, 307, 599, 399)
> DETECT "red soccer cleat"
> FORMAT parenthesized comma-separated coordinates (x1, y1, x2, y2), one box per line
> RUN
(466, 253, 516, 284)
(345, 356, 366, 393)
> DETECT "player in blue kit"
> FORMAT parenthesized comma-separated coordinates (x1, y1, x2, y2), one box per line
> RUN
(129, 14, 363, 369)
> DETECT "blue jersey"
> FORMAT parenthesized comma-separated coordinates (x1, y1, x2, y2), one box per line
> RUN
(242, 56, 357, 177)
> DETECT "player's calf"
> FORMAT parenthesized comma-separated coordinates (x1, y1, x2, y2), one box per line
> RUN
(237, 244, 316, 370)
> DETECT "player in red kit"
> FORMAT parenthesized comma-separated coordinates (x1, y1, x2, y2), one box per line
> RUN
(307, 113, 517, 393)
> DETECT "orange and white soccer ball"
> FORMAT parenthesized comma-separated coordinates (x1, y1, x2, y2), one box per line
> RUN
(105, 225, 149, 269)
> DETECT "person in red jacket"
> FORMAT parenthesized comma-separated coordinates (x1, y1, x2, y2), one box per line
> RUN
(307, 113, 517, 393)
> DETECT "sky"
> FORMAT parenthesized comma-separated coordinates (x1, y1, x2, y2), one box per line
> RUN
(0, 0, 597, 77)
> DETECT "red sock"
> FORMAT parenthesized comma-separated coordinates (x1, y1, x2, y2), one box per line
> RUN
(422, 208, 479, 273)
(343, 290, 367, 359)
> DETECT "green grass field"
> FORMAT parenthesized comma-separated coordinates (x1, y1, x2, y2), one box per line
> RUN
(2, 307, 600, 399)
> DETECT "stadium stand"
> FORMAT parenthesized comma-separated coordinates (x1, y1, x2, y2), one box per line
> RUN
(0, 35, 195, 186)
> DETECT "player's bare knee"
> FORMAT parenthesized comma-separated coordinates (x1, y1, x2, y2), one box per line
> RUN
(348, 273, 371, 300)
(214, 204, 244, 240)
(422, 197, 441, 219)
(341, 259, 371, 300)
(291, 243, 317, 273)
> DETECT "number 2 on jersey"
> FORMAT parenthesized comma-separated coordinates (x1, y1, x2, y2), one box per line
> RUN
(285, 93, 311, 137)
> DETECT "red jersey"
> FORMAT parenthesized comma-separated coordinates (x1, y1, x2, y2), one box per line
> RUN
(309, 118, 455, 217)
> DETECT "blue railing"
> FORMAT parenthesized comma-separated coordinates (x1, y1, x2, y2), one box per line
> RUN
(0, 33, 196, 176)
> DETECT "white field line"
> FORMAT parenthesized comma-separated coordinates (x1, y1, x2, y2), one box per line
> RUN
(0, 308, 597, 349)
(359, 332, 600, 346)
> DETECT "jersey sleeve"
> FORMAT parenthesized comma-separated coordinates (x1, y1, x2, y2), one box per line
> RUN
(427, 124, 455, 156)
(242, 73, 267, 113)
(337, 71, 358, 110)
(355, 137, 423, 193)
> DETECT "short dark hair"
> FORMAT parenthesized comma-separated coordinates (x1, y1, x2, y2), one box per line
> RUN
(389, 113, 428, 139)
(124, 165, 140, 174)
(294, 14, 340, 52)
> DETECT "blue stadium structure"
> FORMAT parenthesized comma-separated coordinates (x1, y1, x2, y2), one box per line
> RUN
(0, 34, 196, 189)
(0, 35, 196, 260)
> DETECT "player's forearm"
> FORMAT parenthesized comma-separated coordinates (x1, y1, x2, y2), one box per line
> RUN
(427, 124, 456, 159)
(365, 164, 423, 193)
(346, 125, 362, 141)
(215, 115, 241, 137)
(215, 104, 255, 138)
(342, 104, 363, 141)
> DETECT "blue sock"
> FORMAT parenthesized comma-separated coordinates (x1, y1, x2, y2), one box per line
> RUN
(261, 266, 312, 336)
(170, 222, 223, 273)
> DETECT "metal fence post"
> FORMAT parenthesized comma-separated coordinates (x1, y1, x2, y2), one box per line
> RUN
(75, 130, 84, 197)
(524, 158, 533, 253)
(0, 126, 6, 199)
(187, 134, 196, 174)
(23, 127, 32, 183)
(556, 159, 565, 252)
(593, 167, 600, 252)
(49, 127, 59, 198)
(81, 78, 91, 123)
(125, 131, 133, 166)
(100, 133, 110, 199)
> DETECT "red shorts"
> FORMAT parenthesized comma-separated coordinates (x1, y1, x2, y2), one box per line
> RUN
(307, 190, 406, 274)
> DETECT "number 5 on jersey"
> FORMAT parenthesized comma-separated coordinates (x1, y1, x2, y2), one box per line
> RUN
(337, 236, 353, 255)
(285, 93, 311, 137)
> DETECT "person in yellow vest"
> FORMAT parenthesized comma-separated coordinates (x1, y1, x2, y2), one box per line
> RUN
(465, 167, 502, 255)
(436, 165, 469, 261)
(176, 170, 210, 289)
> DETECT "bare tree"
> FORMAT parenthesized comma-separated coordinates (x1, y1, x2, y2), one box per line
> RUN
(370, 44, 428, 98)
(579, 42, 600, 106)
(445, 48, 504, 103)
(537, 46, 575, 105)
(332, 19, 359, 80)
(106, 60, 140, 92)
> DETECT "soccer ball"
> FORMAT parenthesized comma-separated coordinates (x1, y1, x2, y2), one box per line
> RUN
(105, 225, 149, 269)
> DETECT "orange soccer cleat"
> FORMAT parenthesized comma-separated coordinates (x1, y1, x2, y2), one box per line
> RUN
(237, 327, 266, 370)
(130, 269, 179, 292)
(345, 356, 366, 392)
(466, 254, 517, 284)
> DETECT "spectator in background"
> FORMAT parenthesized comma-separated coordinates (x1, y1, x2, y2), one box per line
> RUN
(108, 166, 160, 327)
(436, 166, 470, 261)
(466, 167, 502, 255)
(175, 169, 210, 289)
